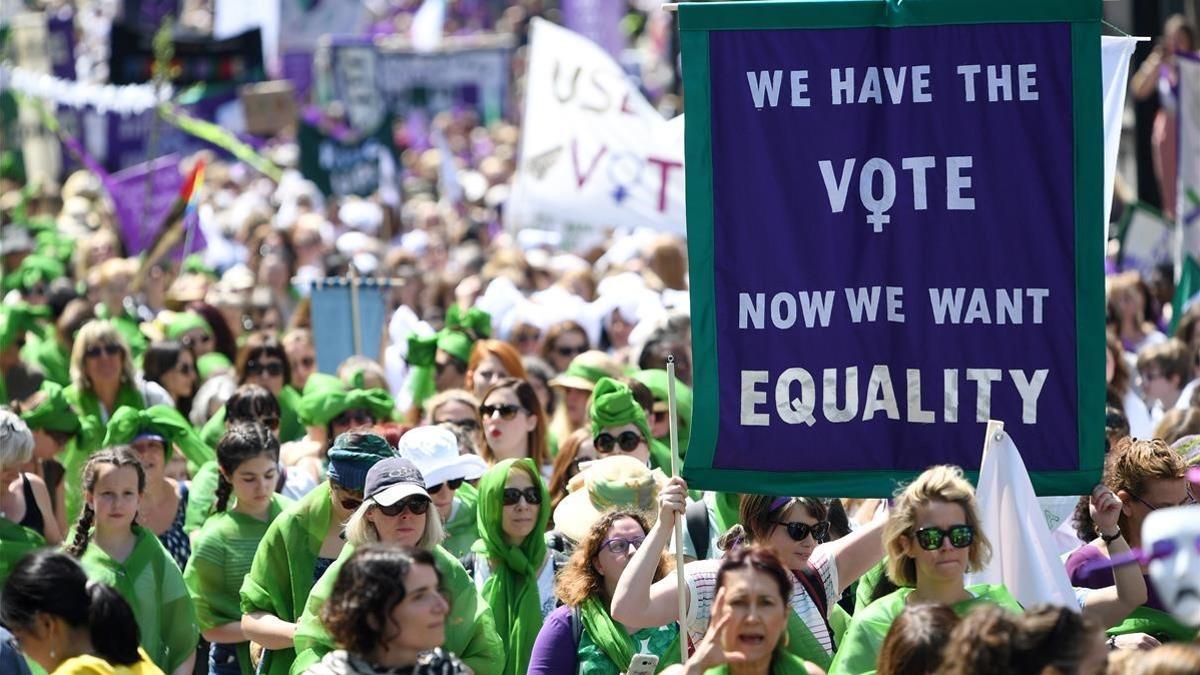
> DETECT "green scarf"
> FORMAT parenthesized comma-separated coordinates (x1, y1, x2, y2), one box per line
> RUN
(704, 649, 813, 675)
(1106, 605, 1198, 643)
(0, 516, 46, 586)
(21, 335, 70, 386)
(472, 459, 551, 675)
(631, 369, 693, 456)
(297, 373, 395, 427)
(19, 382, 80, 434)
(406, 333, 438, 409)
(102, 404, 216, 472)
(578, 596, 682, 674)
(0, 302, 48, 349)
(2, 254, 63, 293)
(711, 493, 741, 536)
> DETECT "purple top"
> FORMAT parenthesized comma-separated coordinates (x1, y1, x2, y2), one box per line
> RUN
(1065, 544, 1166, 612)
(527, 605, 578, 675)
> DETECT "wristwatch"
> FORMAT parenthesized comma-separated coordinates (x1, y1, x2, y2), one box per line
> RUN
(1100, 529, 1123, 543)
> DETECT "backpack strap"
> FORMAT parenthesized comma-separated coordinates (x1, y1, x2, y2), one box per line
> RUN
(570, 605, 584, 646)
(793, 564, 837, 651)
(685, 499, 710, 560)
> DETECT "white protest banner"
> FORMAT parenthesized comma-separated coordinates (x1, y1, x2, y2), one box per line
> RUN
(1118, 202, 1174, 277)
(505, 18, 685, 250)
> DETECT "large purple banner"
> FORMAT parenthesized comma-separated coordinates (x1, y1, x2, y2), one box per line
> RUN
(701, 22, 1085, 483)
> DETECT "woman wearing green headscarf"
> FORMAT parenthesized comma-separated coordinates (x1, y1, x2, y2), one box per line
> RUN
(295, 373, 396, 456)
(291, 455, 504, 675)
(166, 311, 216, 358)
(62, 320, 173, 521)
(239, 432, 396, 675)
(0, 301, 50, 404)
(468, 458, 565, 675)
(103, 405, 216, 569)
(589, 377, 675, 472)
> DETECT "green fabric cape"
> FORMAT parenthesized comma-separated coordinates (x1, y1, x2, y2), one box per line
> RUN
(78, 525, 199, 674)
(0, 516, 46, 586)
(405, 334, 439, 409)
(442, 482, 480, 558)
(290, 542, 505, 675)
(631, 369, 693, 457)
(93, 306, 147, 360)
(577, 596, 681, 674)
(201, 385, 305, 448)
(1105, 605, 1198, 642)
(828, 584, 1021, 675)
(0, 302, 48, 349)
(185, 495, 292, 675)
(702, 649, 813, 675)
(239, 482, 334, 675)
(471, 458, 551, 675)
(710, 492, 740, 536)
(2, 254, 63, 293)
(853, 558, 888, 614)
(184, 461, 222, 534)
(102, 404, 216, 474)
(61, 383, 146, 522)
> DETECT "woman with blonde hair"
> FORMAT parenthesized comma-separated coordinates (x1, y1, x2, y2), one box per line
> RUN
(63, 320, 172, 520)
(829, 465, 1019, 675)
(290, 456, 503, 675)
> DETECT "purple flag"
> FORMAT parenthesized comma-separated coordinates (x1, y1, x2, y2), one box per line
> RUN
(109, 154, 201, 258)
(560, 0, 626, 58)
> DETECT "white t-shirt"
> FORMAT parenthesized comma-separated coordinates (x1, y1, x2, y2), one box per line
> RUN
(683, 546, 840, 654)
(471, 550, 559, 619)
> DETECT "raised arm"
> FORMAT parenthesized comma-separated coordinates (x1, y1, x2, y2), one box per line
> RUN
(611, 476, 691, 629)
(1081, 487, 1147, 629)
(824, 506, 887, 595)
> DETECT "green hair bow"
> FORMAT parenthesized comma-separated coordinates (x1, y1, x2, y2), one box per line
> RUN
(589, 377, 652, 441)
(20, 382, 80, 435)
(102, 405, 215, 470)
(0, 302, 49, 350)
(405, 334, 439, 410)
(444, 305, 492, 339)
(298, 375, 396, 427)
(3, 254, 64, 293)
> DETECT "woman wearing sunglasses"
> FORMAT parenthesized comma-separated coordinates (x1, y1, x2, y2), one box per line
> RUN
(291, 373, 396, 467)
(201, 333, 305, 449)
(425, 389, 485, 456)
(827, 465, 1019, 675)
(529, 509, 681, 675)
(291, 456, 503, 675)
(166, 311, 216, 359)
(539, 321, 590, 374)
(63, 320, 173, 521)
(143, 340, 198, 418)
(240, 432, 395, 675)
(613, 480, 885, 672)
(466, 458, 567, 675)
(398, 425, 487, 557)
(479, 378, 550, 470)
(590, 377, 674, 472)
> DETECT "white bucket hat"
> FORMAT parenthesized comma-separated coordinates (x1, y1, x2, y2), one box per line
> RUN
(397, 426, 488, 489)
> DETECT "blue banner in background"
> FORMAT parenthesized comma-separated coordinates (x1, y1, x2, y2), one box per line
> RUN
(310, 281, 388, 375)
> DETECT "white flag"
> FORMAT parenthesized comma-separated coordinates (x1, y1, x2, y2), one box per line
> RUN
(965, 422, 1079, 611)
(411, 0, 446, 53)
(1101, 37, 1137, 240)
(505, 18, 685, 251)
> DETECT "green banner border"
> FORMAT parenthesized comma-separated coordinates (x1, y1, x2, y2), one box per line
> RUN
(680, 1, 1106, 497)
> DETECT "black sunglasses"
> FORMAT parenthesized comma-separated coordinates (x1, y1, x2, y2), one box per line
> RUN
(333, 484, 364, 511)
(429, 478, 465, 494)
(181, 333, 212, 348)
(554, 344, 587, 358)
(481, 403, 524, 420)
(913, 524, 974, 551)
(246, 360, 285, 377)
(332, 409, 375, 428)
(775, 520, 830, 542)
(84, 343, 122, 359)
(376, 496, 431, 517)
(443, 418, 480, 432)
(595, 431, 643, 454)
(298, 356, 316, 368)
(502, 487, 542, 506)
(47, 429, 75, 445)
(175, 362, 195, 376)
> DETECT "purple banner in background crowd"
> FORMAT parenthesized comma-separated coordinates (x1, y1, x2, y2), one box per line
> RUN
(560, 0, 627, 58)
(109, 154, 190, 257)
(680, 4, 1106, 496)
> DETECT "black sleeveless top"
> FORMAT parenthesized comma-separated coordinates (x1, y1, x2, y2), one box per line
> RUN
(17, 474, 45, 536)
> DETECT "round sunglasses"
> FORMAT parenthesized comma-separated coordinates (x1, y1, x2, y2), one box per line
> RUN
(502, 487, 542, 506)
(428, 478, 465, 494)
(594, 430, 643, 454)
(774, 520, 830, 542)
(375, 496, 431, 517)
(912, 524, 974, 551)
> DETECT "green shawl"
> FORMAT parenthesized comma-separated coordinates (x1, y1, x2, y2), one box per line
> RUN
(711, 492, 741, 536)
(21, 335, 69, 386)
(0, 516, 46, 586)
(239, 482, 334, 675)
(1105, 605, 1198, 643)
(102, 404, 216, 473)
(827, 584, 1021, 675)
(290, 543, 505, 675)
(442, 482, 480, 558)
(471, 458, 551, 675)
(296, 373, 395, 427)
(630, 369, 693, 457)
(183, 461, 221, 534)
(703, 649, 813, 675)
(93, 306, 148, 360)
(61, 382, 146, 522)
(577, 596, 681, 674)
(3, 254, 63, 293)
(0, 301, 48, 350)
(78, 525, 199, 674)
(185, 495, 292, 675)
(19, 381, 80, 434)
(201, 385, 305, 448)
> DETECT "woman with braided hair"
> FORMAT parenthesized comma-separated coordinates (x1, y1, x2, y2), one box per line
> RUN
(67, 446, 199, 675)
(185, 422, 292, 675)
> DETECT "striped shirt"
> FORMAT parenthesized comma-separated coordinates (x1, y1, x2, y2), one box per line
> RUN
(683, 547, 840, 654)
